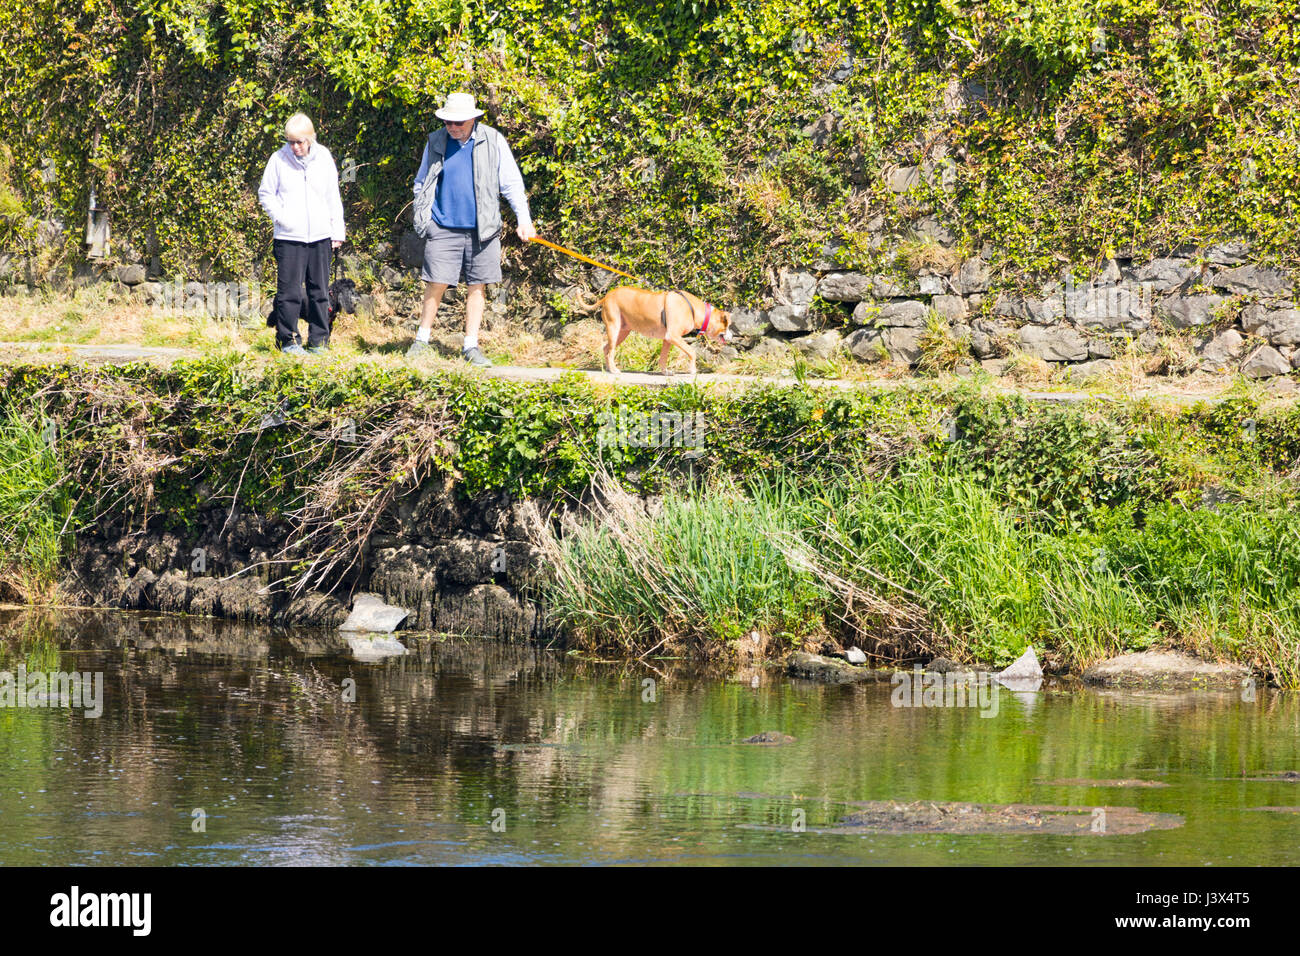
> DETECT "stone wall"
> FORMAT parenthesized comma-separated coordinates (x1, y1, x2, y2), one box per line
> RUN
(60, 477, 559, 643)
(730, 242, 1299, 383)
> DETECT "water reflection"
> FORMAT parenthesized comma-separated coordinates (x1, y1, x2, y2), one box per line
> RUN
(1, 609, 1298, 866)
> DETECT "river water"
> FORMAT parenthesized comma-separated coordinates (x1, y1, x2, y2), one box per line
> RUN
(1, 609, 1297, 865)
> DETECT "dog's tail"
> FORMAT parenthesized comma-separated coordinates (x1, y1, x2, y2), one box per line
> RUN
(568, 289, 604, 315)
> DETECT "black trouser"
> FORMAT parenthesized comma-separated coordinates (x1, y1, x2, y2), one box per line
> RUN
(272, 238, 331, 348)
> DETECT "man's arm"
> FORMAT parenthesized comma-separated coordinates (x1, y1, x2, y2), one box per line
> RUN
(495, 133, 534, 238)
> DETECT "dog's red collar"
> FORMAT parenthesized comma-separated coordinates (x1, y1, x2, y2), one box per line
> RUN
(701, 303, 712, 333)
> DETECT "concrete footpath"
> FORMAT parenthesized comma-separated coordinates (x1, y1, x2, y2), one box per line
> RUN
(0, 340, 1286, 406)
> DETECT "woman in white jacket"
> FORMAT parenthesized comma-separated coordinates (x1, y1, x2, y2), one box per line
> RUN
(257, 113, 345, 354)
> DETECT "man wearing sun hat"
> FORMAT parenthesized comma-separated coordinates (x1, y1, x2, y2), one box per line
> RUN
(406, 91, 536, 366)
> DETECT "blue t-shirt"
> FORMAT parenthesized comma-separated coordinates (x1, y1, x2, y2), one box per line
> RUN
(432, 135, 477, 229)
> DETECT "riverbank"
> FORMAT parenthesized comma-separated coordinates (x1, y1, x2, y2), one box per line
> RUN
(2, 354, 1298, 683)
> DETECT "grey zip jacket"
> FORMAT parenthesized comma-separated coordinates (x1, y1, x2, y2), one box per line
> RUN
(413, 123, 531, 243)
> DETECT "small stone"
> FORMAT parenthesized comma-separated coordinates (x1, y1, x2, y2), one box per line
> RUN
(1064, 358, 1116, 381)
(872, 299, 929, 328)
(884, 164, 920, 193)
(339, 592, 411, 633)
(954, 258, 990, 294)
(1211, 265, 1294, 296)
(914, 217, 956, 248)
(1016, 324, 1088, 362)
(997, 646, 1043, 681)
(114, 264, 146, 286)
(880, 326, 925, 365)
(873, 275, 915, 298)
(844, 328, 886, 363)
(1087, 337, 1113, 359)
(994, 294, 1064, 324)
(746, 337, 793, 364)
(1066, 284, 1151, 329)
(1205, 241, 1251, 266)
(729, 308, 769, 338)
(775, 270, 817, 315)
(931, 294, 967, 321)
(1196, 329, 1246, 371)
(767, 304, 815, 333)
(1260, 309, 1300, 346)
(1132, 258, 1198, 292)
(801, 113, 836, 147)
(818, 272, 874, 302)
(1156, 293, 1231, 329)
(792, 330, 842, 361)
(1240, 345, 1292, 379)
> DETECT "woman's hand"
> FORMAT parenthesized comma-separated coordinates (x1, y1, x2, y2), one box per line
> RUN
(332, 240, 343, 249)
(516, 222, 537, 242)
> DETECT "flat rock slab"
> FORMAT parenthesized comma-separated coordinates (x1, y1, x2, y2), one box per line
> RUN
(737, 800, 1183, 836)
(1082, 651, 1248, 688)
(786, 651, 890, 683)
(1037, 778, 1170, 789)
(339, 592, 410, 633)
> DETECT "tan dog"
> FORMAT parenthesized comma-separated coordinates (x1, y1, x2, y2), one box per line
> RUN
(576, 286, 732, 376)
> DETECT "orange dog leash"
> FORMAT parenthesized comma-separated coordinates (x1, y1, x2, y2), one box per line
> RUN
(529, 235, 718, 337)
(527, 236, 647, 285)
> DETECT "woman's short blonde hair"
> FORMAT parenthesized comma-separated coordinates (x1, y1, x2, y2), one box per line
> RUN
(285, 113, 316, 140)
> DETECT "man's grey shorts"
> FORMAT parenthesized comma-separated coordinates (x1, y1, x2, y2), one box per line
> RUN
(421, 220, 502, 285)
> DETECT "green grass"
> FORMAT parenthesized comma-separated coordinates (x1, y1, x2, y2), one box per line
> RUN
(0, 406, 72, 599)
(533, 472, 828, 655)
(538, 458, 1300, 684)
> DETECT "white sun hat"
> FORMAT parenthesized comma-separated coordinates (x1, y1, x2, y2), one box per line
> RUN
(435, 92, 485, 122)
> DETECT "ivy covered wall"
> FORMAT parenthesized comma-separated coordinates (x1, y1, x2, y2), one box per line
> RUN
(1, 0, 1297, 299)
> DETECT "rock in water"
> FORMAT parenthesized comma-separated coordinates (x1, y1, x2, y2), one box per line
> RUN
(997, 646, 1043, 681)
(996, 646, 1043, 692)
(742, 732, 795, 745)
(845, 647, 867, 664)
(339, 592, 410, 633)
(1082, 651, 1247, 688)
